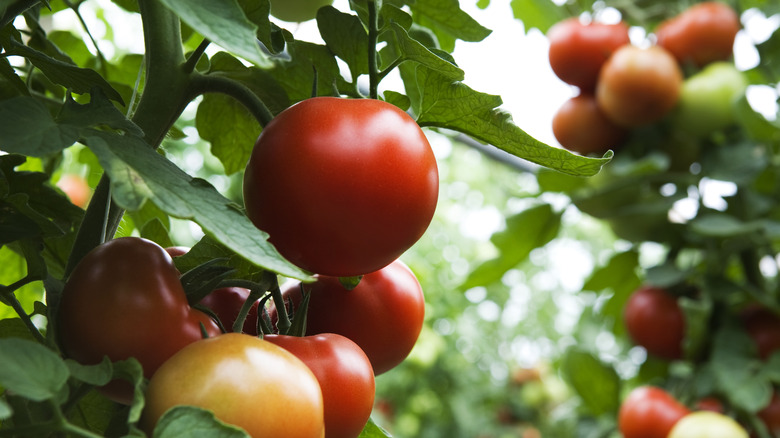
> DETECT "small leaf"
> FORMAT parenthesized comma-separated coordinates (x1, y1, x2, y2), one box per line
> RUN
(65, 356, 113, 386)
(56, 90, 144, 137)
(0, 97, 80, 157)
(409, 0, 492, 52)
(318, 6, 369, 78)
(358, 418, 393, 437)
(561, 348, 620, 416)
(0, 337, 70, 401)
(154, 406, 250, 438)
(381, 22, 464, 81)
(510, 0, 565, 34)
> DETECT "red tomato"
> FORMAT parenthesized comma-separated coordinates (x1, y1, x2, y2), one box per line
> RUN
(552, 94, 627, 155)
(199, 287, 261, 335)
(547, 18, 630, 91)
(275, 259, 425, 375)
(58, 237, 221, 404)
(243, 97, 439, 277)
(265, 334, 375, 438)
(624, 286, 685, 360)
(618, 386, 691, 438)
(758, 391, 780, 436)
(695, 397, 725, 413)
(656, 2, 740, 68)
(143, 333, 325, 437)
(596, 45, 683, 127)
(741, 307, 780, 360)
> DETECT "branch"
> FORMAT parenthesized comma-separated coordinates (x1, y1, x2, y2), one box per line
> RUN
(189, 73, 275, 127)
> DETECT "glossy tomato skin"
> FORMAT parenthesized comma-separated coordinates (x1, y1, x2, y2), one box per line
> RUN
(547, 18, 630, 91)
(552, 94, 628, 155)
(656, 2, 740, 68)
(667, 411, 748, 438)
(265, 334, 375, 438)
(624, 286, 685, 360)
(58, 237, 221, 402)
(269, 0, 333, 22)
(243, 97, 439, 277)
(143, 333, 325, 438)
(276, 259, 425, 375)
(596, 45, 683, 127)
(618, 386, 691, 438)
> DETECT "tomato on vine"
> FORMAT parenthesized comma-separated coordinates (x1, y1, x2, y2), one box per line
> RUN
(624, 286, 685, 360)
(265, 334, 375, 438)
(618, 386, 690, 438)
(243, 97, 439, 277)
(656, 2, 740, 68)
(552, 94, 627, 155)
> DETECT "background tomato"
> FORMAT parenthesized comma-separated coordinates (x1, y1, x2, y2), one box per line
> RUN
(672, 62, 747, 136)
(552, 94, 627, 155)
(276, 259, 425, 375)
(667, 411, 748, 438)
(656, 2, 740, 68)
(199, 287, 260, 335)
(58, 237, 220, 403)
(143, 333, 325, 438)
(618, 386, 691, 438)
(758, 390, 780, 436)
(243, 97, 439, 277)
(265, 334, 375, 438)
(624, 286, 686, 360)
(596, 45, 683, 127)
(268, 0, 333, 22)
(55, 174, 91, 208)
(741, 307, 780, 360)
(547, 18, 630, 91)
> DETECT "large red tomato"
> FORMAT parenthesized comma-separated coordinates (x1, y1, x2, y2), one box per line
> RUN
(596, 45, 683, 127)
(265, 334, 375, 438)
(142, 333, 325, 437)
(275, 259, 425, 375)
(624, 286, 686, 360)
(552, 94, 627, 155)
(618, 386, 691, 438)
(656, 2, 740, 68)
(243, 97, 439, 277)
(58, 237, 221, 403)
(547, 18, 630, 91)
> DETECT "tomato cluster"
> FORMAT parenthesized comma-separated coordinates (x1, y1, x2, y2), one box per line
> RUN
(549, 2, 744, 156)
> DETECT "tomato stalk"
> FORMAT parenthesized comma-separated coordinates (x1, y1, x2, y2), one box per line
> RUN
(367, 0, 379, 99)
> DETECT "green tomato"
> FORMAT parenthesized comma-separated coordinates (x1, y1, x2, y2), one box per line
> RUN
(269, 0, 334, 22)
(668, 411, 748, 438)
(673, 62, 747, 136)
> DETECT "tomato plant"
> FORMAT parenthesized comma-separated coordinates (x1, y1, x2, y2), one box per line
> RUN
(618, 386, 691, 438)
(199, 286, 260, 335)
(552, 94, 627, 155)
(624, 286, 685, 360)
(268, 0, 334, 22)
(143, 333, 325, 437)
(265, 334, 375, 438)
(741, 307, 780, 360)
(243, 97, 439, 277)
(655, 2, 740, 68)
(58, 237, 221, 403)
(276, 259, 425, 375)
(547, 18, 630, 91)
(667, 411, 748, 438)
(596, 45, 683, 127)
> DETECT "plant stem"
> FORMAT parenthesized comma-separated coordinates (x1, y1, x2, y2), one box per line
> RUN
(183, 38, 211, 74)
(189, 73, 275, 127)
(270, 277, 291, 334)
(0, 278, 46, 344)
(367, 0, 379, 99)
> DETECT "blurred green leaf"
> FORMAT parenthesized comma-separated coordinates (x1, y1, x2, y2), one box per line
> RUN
(154, 406, 250, 438)
(511, 0, 565, 33)
(561, 348, 620, 416)
(0, 337, 69, 401)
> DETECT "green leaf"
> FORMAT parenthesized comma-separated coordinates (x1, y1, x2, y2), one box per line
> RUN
(195, 94, 259, 175)
(358, 418, 393, 437)
(56, 90, 144, 137)
(318, 6, 369, 78)
(154, 406, 250, 438)
(510, 0, 565, 34)
(414, 68, 611, 176)
(460, 203, 561, 289)
(0, 337, 69, 401)
(587, 250, 641, 335)
(381, 22, 464, 80)
(678, 296, 712, 360)
(83, 130, 311, 281)
(65, 356, 113, 387)
(268, 37, 346, 102)
(561, 348, 620, 416)
(689, 213, 762, 237)
(711, 327, 773, 413)
(159, 0, 271, 67)
(0, 97, 80, 157)
(409, 0, 492, 52)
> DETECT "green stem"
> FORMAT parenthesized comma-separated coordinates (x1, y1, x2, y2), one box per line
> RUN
(189, 73, 275, 127)
(367, 0, 379, 99)
(183, 38, 211, 74)
(0, 278, 46, 344)
(270, 277, 291, 334)
(63, 0, 108, 75)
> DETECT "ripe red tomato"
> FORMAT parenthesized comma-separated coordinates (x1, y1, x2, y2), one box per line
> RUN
(656, 2, 740, 68)
(265, 334, 375, 438)
(547, 18, 630, 91)
(695, 397, 725, 413)
(142, 333, 325, 437)
(624, 286, 685, 360)
(596, 45, 683, 127)
(275, 259, 425, 375)
(741, 306, 780, 360)
(243, 97, 439, 277)
(552, 94, 627, 155)
(758, 391, 780, 436)
(58, 237, 221, 403)
(618, 386, 691, 438)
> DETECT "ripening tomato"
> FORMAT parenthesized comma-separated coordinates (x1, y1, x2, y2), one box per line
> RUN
(596, 45, 683, 127)
(741, 306, 780, 360)
(667, 411, 748, 438)
(656, 2, 740, 68)
(618, 386, 691, 438)
(243, 97, 439, 277)
(274, 259, 425, 375)
(547, 18, 630, 91)
(265, 334, 375, 438)
(56, 174, 91, 208)
(624, 286, 685, 360)
(552, 94, 628, 155)
(143, 333, 325, 438)
(695, 397, 725, 413)
(58, 237, 221, 404)
(672, 62, 747, 136)
(269, 0, 333, 22)
(758, 391, 780, 436)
